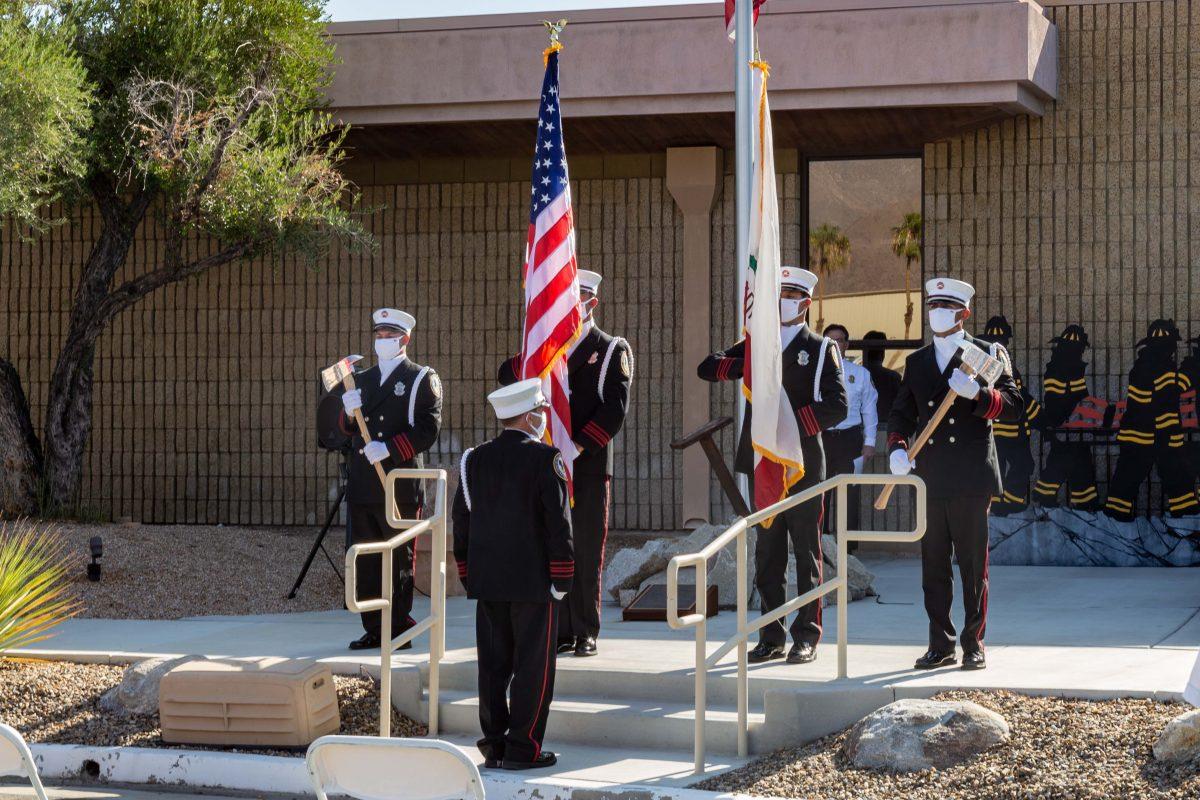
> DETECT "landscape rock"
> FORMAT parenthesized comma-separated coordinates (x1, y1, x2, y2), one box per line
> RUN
(99, 655, 208, 716)
(605, 524, 733, 602)
(1153, 708, 1200, 763)
(842, 698, 1010, 771)
(818, 535, 877, 605)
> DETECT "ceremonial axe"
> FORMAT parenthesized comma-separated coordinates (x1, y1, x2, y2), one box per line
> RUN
(875, 340, 1005, 510)
(321, 354, 387, 487)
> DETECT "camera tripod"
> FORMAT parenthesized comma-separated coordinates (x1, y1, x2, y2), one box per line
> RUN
(287, 466, 348, 599)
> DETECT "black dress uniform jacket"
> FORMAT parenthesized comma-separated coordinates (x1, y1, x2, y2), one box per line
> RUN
(499, 325, 633, 477)
(886, 334, 1023, 498)
(697, 327, 848, 476)
(338, 358, 442, 506)
(452, 429, 575, 602)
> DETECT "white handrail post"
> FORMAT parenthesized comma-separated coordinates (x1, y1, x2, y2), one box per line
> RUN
(694, 560, 708, 776)
(736, 526, 748, 759)
(429, 475, 446, 737)
(380, 544, 393, 738)
(836, 481, 849, 680)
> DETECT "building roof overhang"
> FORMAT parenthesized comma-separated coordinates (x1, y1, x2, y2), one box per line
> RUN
(327, 0, 1057, 158)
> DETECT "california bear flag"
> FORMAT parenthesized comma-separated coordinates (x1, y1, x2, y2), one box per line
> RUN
(741, 62, 804, 524)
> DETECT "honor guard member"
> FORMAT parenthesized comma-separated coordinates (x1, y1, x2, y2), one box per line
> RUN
(1031, 325, 1101, 510)
(498, 269, 632, 658)
(453, 379, 574, 771)
(1104, 320, 1199, 521)
(698, 267, 847, 665)
(888, 279, 1022, 672)
(977, 316, 1039, 515)
(338, 309, 442, 651)
(820, 323, 878, 536)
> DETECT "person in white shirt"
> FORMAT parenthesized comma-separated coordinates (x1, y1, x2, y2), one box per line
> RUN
(821, 324, 878, 536)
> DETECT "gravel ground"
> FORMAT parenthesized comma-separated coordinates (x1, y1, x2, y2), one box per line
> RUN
(55, 523, 347, 619)
(695, 690, 1200, 800)
(0, 659, 424, 756)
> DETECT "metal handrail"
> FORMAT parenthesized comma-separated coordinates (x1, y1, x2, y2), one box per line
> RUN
(667, 472, 927, 774)
(345, 468, 448, 738)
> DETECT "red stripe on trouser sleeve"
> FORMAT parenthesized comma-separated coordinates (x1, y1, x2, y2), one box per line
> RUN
(529, 603, 556, 759)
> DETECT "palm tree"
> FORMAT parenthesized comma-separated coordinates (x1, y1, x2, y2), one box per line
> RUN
(808, 223, 851, 329)
(891, 212, 923, 337)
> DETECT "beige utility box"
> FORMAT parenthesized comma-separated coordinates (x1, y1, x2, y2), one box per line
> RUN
(159, 657, 340, 747)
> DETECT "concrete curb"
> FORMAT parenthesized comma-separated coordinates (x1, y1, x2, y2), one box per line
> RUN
(29, 744, 752, 800)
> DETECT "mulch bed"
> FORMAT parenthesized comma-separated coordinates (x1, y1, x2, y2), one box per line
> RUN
(0, 659, 424, 757)
(695, 690, 1200, 799)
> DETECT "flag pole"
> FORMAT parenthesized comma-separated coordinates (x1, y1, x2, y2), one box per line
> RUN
(734, 0, 754, 505)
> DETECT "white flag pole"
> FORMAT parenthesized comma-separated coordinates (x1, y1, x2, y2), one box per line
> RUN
(734, 0, 754, 504)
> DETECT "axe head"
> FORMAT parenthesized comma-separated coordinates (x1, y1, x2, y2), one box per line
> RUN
(957, 341, 1004, 385)
(321, 354, 364, 392)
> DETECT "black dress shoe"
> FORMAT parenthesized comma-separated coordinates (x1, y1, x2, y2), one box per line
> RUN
(961, 650, 987, 670)
(748, 642, 785, 664)
(556, 638, 576, 655)
(786, 642, 816, 664)
(574, 636, 597, 657)
(483, 758, 502, 769)
(349, 632, 380, 651)
(914, 649, 957, 669)
(501, 752, 557, 770)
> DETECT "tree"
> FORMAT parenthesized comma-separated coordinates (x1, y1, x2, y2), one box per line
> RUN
(807, 223, 851, 330)
(891, 212, 922, 338)
(0, 0, 368, 516)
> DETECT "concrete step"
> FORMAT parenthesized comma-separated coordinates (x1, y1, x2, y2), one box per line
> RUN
(424, 688, 766, 754)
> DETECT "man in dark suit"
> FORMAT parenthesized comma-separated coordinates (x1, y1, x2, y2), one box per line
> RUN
(499, 270, 631, 657)
(888, 279, 1022, 672)
(453, 378, 574, 771)
(698, 267, 847, 665)
(337, 308, 442, 650)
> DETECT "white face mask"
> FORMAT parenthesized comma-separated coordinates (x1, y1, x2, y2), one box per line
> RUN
(529, 410, 548, 439)
(780, 298, 804, 325)
(374, 337, 404, 361)
(928, 308, 960, 334)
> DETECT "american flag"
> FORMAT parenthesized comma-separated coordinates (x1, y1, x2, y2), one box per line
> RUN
(725, 0, 766, 40)
(519, 48, 582, 490)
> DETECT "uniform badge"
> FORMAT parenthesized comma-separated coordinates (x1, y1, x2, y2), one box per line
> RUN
(394, 382, 407, 397)
(588, 352, 599, 364)
(429, 373, 442, 399)
(620, 348, 631, 378)
(798, 351, 810, 366)
(848, 374, 856, 384)
(553, 453, 567, 481)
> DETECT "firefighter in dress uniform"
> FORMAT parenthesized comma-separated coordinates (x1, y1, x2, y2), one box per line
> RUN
(820, 323, 877, 536)
(977, 316, 1039, 515)
(1031, 325, 1101, 511)
(498, 270, 632, 658)
(888, 279, 1022, 672)
(452, 378, 574, 771)
(698, 267, 848, 665)
(1103, 319, 1199, 521)
(338, 309, 443, 650)
(1178, 333, 1200, 479)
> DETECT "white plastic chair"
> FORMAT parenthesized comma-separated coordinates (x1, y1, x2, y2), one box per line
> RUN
(0, 723, 49, 800)
(306, 735, 485, 800)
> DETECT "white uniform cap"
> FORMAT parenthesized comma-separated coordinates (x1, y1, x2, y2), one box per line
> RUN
(373, 308, 415, 332)
(488, 378, 548, 419)
(780, 267, 818, 296)
(578, 270, 603, 294)
(924, 278, 975, 308)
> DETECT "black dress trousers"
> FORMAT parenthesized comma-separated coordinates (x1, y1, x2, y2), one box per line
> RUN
(921, 494, 991, 654)
(753, 436, 826, 648)
(821, 425, 863, 535)
(476, 600, 559, 764)
(559, 474, 609, 641)
(348, 501, 417, 637)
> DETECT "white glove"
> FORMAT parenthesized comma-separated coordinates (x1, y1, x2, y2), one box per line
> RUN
(341, 388, 363, 415)
(948, 368, 980, 399)
(364, 441, 389, 464)
(889, 448, 914, 476)
(550, 587, 566, 601)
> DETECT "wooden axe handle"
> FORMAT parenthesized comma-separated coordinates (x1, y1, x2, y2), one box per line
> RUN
(342, 374, 389, 487)
(875, 361, 980, 511)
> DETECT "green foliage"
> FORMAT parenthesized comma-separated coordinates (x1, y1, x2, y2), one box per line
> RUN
(808, 223, 851, 276)
(891, 212, 922, 264)
(0, 519, 78, 654)
(0, 4, 91, 230)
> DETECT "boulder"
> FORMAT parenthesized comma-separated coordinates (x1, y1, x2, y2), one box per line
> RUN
(604, 524, 731, 602)
(1153, 708, 1200, 763)
(842, 699, 1010, 771)
(99, 655, 208, 717)
(819, 535, 877, 605)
